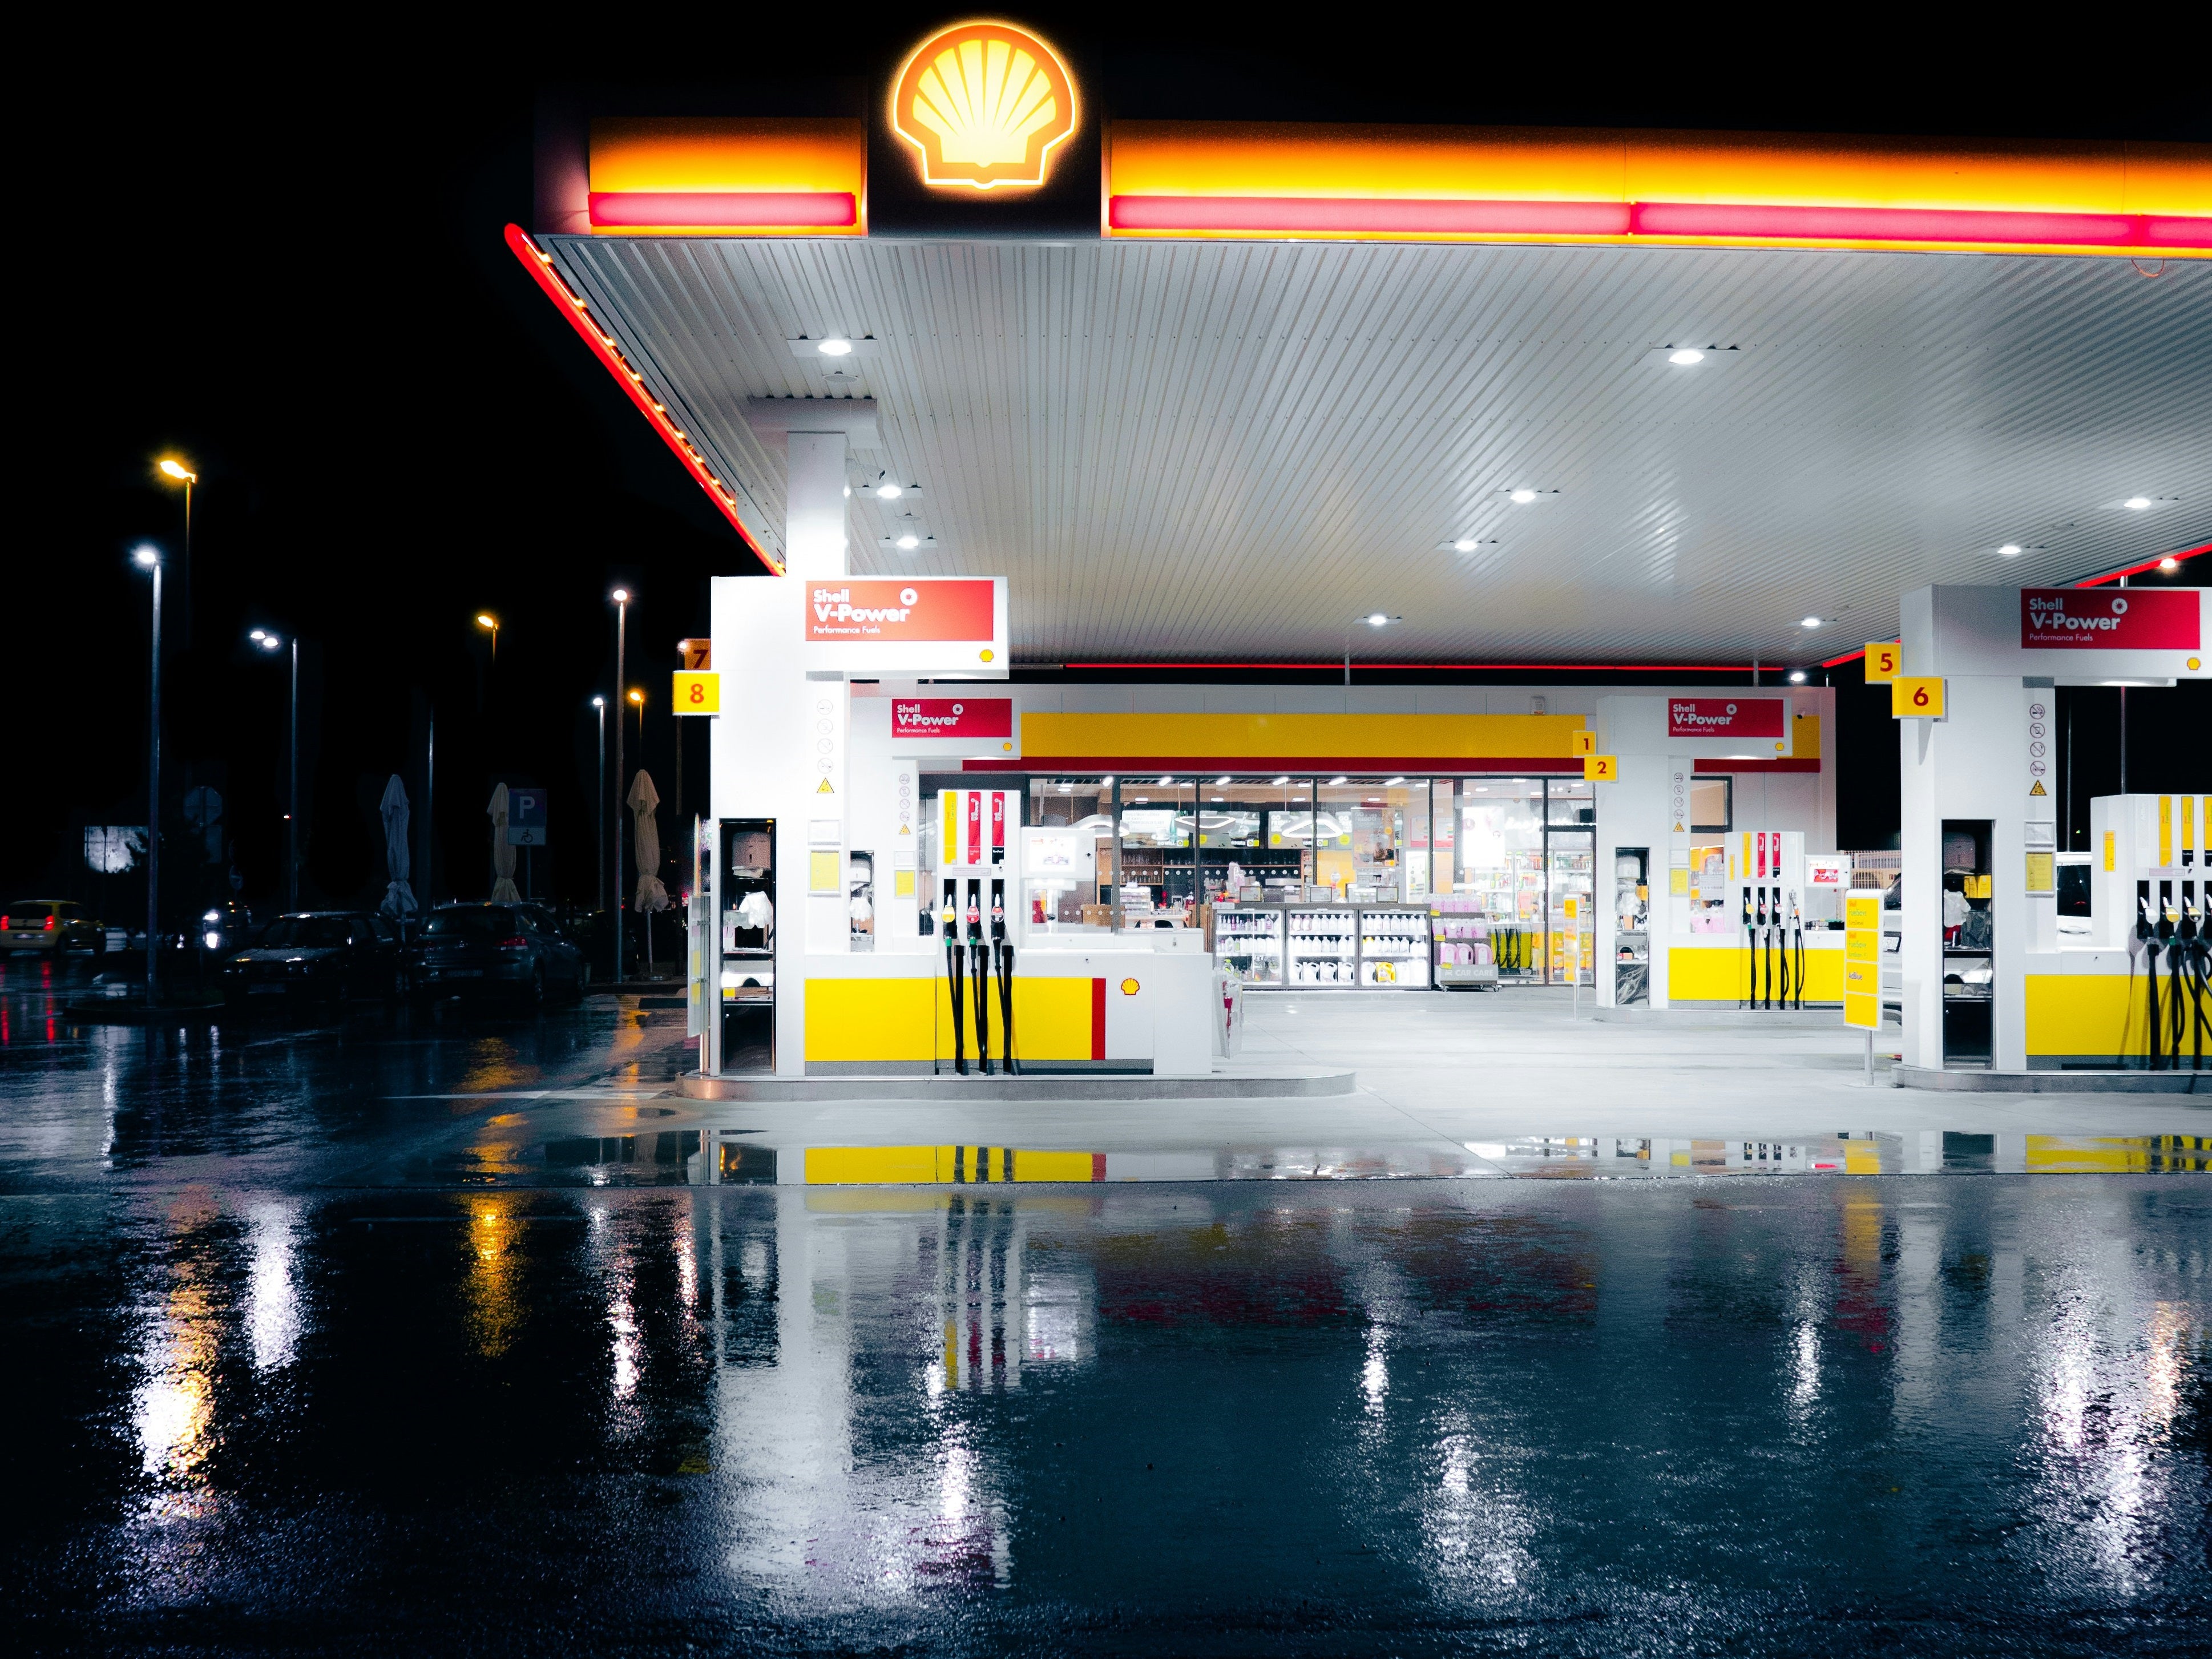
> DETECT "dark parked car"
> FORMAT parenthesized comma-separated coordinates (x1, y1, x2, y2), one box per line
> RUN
(414, 903, 587, 1007)
(196, 901, 257, 955)
(219, 911, 404, 1010)
(1, 901, 107, 955)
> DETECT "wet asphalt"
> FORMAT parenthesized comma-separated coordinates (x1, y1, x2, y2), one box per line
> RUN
(3, 956, 2209, 1655)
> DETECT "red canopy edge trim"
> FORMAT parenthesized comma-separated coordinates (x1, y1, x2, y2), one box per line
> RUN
(503, 224, 781, 575)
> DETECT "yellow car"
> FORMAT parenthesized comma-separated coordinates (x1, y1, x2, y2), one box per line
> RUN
(1, 900, 108, 954)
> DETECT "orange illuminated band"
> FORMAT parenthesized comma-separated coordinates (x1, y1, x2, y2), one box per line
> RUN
(890, 19, 1077, 191)
(1105, 124, 2212, 257)
(585, 118, 865, 236)
(502, 225, 781, 575)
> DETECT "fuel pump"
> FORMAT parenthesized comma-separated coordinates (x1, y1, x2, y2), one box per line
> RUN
(967, 877, 991, 1073)
(930, 788, 1026, 1076)
(942, 878, 967, 1073)
(1734, 831, 1807, 1012)
(1787, 890, 1806, 1010)
(2092, 795, 2209, 1071)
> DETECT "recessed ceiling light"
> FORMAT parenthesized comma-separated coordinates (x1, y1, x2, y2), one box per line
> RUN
(1800, 616, 1822, 629)
(1329, 775, 1347, 785)
(1509, 489, 1538, 504)
(2124, 496, 2152, 511)
(1132, 796, 1148, 803)
(2159, 556, 2181, 572)
(876, 481, 902, 499)
(1383, 776, 1404, 786)
(1998, 544, 2023, 557)
(1158, 776, 1173, 786)
(1454, 538, 1478, 552)
(895, 534, 920, 550)
(1668, 348, 1706, 365)
(1272, 776, 1289, 786)
(1214, 775, 1230, 786)
(817, 338, 854, 357)
(1211, 796, 1224, 802)
(1787, 669, 1807, 684)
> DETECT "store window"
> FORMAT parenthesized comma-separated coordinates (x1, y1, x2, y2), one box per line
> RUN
(1545, 777, 1597, 986)
(1690, 776, 1732, 834)
(1025, 777, 1113, 931)
(1454, 778, 1545, 979)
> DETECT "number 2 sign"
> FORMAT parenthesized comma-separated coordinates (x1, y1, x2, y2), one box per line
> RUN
(672, 671, 721, 716)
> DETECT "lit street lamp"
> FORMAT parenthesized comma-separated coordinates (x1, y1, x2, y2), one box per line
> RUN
(628, 686, 645, 750)
(251, 628, 300, 910)
(156, 457, 196, 646)
(132, 544, 163, 1003)
(610, 587, 631, 983)
(475, 612, 499, 663)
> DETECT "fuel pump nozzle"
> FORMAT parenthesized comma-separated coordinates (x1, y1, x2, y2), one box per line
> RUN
(966, 878, 991, 1075)
(991, 877, 1016, 1076)
(942, 878, 967, 1075)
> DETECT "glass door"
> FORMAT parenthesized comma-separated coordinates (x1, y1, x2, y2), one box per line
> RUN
(1545, 778, 1596, 986)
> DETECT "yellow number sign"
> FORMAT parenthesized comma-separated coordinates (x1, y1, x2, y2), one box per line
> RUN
(1572, 729, 1597, 756)
(1891, 677, 1945, 719)
(1863, 641, 1902, 683)
(1583, 753, 1618, 781)
(672, 671, 721, 715)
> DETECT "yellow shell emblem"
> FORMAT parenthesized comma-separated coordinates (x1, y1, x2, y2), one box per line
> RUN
(891, 21, 1077, 191)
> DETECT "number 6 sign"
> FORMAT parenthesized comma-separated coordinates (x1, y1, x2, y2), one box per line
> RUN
(1890, 676, 1945, 719)
(672, 671, 721, 716)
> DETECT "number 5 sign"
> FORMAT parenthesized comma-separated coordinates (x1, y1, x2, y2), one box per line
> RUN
(1863, 641, 1901, 682)
(1891, 677, 1945, 719)
(672, 671, 721, 716)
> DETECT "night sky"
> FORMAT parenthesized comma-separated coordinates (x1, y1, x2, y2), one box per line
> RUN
(19, 18, 2206, 919)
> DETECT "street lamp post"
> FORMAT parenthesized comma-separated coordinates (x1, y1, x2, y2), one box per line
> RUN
(592, 696, 607, 914)
(1343, 613, 1401, 688)
(133, 545, 163, 1003)
(249, 629, 299, 909)
(475, 612, 499, 663)
(611, 587, 631, 984)
(157, 458, 195, 647)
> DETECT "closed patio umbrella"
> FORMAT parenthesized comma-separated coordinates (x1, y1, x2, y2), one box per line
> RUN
(378, 774, 417, 917)
(628, 770, 669, 969)
(487, 782, 520, 902)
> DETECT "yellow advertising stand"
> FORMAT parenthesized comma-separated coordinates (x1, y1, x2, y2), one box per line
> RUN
(1844, 890, 1883, 1083)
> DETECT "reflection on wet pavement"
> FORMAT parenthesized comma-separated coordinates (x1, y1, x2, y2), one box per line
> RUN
(5, 1179, 2207, 1651)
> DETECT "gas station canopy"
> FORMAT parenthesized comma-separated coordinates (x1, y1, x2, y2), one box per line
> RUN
(521, 23, 2211, 668)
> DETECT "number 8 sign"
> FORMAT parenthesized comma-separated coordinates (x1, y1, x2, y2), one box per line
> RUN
(1890, 676, 1945, 719)
(672, 671, 721, 716)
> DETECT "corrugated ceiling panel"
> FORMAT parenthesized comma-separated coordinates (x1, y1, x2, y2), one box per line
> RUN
(549, 236, 2212, 664)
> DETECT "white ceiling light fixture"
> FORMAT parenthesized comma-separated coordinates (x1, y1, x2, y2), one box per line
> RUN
(1366, 612, 1390, 627)
(1998, 543, 2023, 557)
(1646, 344, 1745, 366)
(1214, 775, 1230, 786)
(895, 535, 920, 551)
(1438, 536, 1501, 554)
(1329, 775, 1347, 785)
(1383, 775, 1404, 786)
(2124, 496, 2152, 511)
(1800, 616, 1823, 629)
(2159, 556, 2181, 572)
(1508, 489, 1539, 504)
(1787, 669, 1808, 684)
(1272, 776, 1289, 786)
(1158, 775, 1173, 786)
(788, 336, 880, 359)
(2103, 494, 2177, 512)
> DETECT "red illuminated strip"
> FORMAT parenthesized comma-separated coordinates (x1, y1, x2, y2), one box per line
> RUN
(1630, 200, 2150, 246)
(588, 191, 857, 228)
(964, 754, 1819, 774)
(1110, 195, 1629, 236)
(1060, 660, 1757, 673)
(1111, 196, 2212, 251)
(503, 225, 779, 575)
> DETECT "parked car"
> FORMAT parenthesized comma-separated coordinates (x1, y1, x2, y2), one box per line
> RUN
(1, 901, 107, 954)
(414, 903, 587, 1007)
(219, 911, 405, 1010)
(197, 901, 258, 955)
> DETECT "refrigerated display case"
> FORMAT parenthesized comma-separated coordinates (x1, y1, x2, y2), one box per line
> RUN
(1213, 905, 1285, 986)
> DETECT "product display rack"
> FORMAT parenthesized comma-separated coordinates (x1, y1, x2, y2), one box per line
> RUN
(1213, 905, 1285, 986)
(1213, 903, 1435, 989)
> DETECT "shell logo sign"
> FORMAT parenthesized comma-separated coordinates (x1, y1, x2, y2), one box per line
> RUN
(891, 21, 1077, 191)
